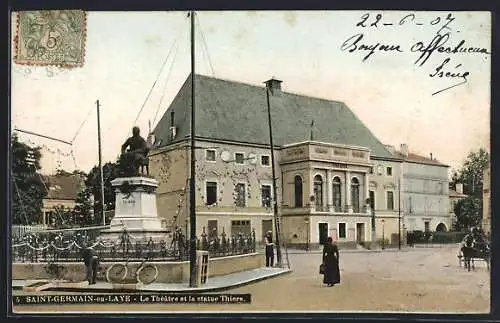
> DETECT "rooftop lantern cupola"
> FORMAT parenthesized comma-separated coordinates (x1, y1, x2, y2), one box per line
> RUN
(264, 77, 283, 94)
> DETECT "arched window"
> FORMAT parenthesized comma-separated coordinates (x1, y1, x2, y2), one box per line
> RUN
(351, 177, 360, 213)
(294, 175, 303, 207)
(314, 175, 324, 211)
(332, 177, 342, 212)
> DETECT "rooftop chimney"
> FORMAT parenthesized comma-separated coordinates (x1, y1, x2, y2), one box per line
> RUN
(456, 183, 463, 195)
(264, 77, 283, 95)
(400, 144, 409, 157)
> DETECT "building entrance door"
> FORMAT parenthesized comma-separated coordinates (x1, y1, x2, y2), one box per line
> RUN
(356, 223, 365, 242)
(318, 223, 328, 245)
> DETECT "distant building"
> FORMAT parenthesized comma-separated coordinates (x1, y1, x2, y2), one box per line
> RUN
(392, 145, 451, 233)
(41, 173, 85, 226)
(482, 163, 491, 237)
(449, 183, 467, 229)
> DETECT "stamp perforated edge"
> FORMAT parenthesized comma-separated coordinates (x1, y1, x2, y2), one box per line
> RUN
(13, 10, 88, 68)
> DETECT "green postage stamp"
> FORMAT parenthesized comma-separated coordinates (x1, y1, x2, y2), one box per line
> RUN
(14, 10, 87, 67)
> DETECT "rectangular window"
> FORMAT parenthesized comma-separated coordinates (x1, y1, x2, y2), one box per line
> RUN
(386, 191, 394, 210)
(352, 151, 365, 158)
(205, 149, 216, 162)
(206, 182, 217, 205)
(369, 191, 375, 210)
(338, 223, 346, 238)
(235, 153, 245, 164)
(261, 155, 270, 166)
(386, 166, 393, 176)
(234, 183, 246, 207)
(261, 185, 272, 207)
(231, 219, 251, 235)
(424, 221, 430, 233)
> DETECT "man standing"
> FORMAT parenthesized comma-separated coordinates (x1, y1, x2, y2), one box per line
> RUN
(82, 246, 99, 285)
(121, 126, 150, 175)
(265, 231, 274, 267)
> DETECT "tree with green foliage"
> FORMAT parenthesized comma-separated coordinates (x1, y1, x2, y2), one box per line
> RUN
(450, 148, 489, 231)
(85, 161, 120, 225)
(73, 187, 94, 226)
(11, 133, 47, 225)
(453, 197, 482, 231)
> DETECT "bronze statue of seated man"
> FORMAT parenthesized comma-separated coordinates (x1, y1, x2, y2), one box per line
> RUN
(120, 126, 150, 176)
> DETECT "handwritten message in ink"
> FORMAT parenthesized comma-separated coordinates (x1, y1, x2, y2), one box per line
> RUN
(340, 13, 490, 95)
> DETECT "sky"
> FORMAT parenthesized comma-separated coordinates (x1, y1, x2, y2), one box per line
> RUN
(11, 11, 491, 175)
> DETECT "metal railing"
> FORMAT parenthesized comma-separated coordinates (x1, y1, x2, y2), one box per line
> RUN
(11, 228, 257, 263)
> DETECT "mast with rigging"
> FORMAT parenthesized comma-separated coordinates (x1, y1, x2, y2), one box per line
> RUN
(188, 10, 197, 288)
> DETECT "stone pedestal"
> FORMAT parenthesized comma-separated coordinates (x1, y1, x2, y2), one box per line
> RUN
(99, 177, 171, 243)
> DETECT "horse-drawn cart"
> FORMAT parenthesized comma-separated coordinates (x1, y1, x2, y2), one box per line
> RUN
(457, 242, 490, 271)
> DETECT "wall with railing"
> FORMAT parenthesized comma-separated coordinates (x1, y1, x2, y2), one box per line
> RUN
(11, 228, 257, 263)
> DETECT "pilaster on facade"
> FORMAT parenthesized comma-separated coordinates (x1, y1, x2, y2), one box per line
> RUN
(309, 170, 315, 213)
(364, 172, 370, 204)
(327, 170, 334, 213)
(345, 171, 352, 213)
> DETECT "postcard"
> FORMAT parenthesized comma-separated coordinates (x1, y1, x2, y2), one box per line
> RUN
(10, 10, 491, 314)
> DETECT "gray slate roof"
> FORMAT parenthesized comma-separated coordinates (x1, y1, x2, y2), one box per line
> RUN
(153, 74, 392, 158)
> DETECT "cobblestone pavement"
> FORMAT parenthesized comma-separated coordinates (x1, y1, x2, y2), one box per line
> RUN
(13, 245, 490, 313)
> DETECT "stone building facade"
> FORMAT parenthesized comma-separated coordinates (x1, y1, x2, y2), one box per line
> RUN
(148, 74, 448, 246)
(391, 145, 451, 233)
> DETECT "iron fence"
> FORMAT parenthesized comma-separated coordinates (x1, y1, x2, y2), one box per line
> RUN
(11, 227, 257, 263)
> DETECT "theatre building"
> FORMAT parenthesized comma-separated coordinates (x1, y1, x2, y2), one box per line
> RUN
(149, 74, 404, 246)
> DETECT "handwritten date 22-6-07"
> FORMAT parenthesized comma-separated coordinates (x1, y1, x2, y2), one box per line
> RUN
(356, 12, 455, 35)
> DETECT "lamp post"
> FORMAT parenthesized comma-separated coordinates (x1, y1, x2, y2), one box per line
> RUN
(382, 219, 385, 250)
(402, 224, 406, 247)
(370, 194, 376, 243)
(305, 217, 310, 252)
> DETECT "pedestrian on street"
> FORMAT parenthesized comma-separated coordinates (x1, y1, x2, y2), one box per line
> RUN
(82, 245, 99, 285)
(265, 231, 274, 267)
(322, 237, 340, 287)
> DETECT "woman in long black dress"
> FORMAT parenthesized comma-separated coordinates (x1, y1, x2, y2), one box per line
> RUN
(322, 237, 340, 287)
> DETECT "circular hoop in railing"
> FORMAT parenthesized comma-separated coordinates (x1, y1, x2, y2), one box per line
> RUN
(106, 263, 128, 283)
(136, 264, 159, 285)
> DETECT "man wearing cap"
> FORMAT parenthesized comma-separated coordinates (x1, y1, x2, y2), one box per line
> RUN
(265, 231, 274, 267)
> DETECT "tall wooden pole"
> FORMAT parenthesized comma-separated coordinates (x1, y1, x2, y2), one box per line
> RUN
(265, 84, 282, 267)
(96, 100, 106, 226)
(398, 177, 401, 250)
(188, 10, 197, 287)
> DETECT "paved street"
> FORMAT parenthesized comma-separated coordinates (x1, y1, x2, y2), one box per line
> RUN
(13, 245, 490, 313)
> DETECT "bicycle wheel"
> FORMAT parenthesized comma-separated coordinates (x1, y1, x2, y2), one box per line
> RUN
(106, 264, 128, 283)
(136, 264, 158, 285)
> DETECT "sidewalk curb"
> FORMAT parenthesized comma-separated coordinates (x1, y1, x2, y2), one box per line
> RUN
(286, 248, 410, 254)
(15, 269, 292, 294)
